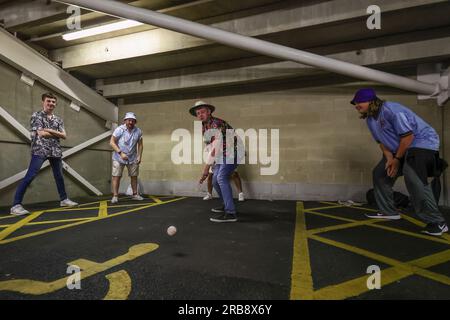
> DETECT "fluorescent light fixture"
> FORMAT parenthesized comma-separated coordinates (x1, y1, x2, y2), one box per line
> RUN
(63, 20, 143, 41)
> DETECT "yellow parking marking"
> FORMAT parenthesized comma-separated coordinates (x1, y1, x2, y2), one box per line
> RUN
(307, 210, 449, 245)
(413, 249, 450, 268)
(46, 206, 100, 212)
(103, 270, 132, 300)
(77, 200, 102, 207)
(0, 217, 93, 228)
(290, 202, 314, 300)
(148, 196, 163, 204)
(293, 201, 450, 299)
(0, 211, 45, 241)
(305, 210, 357, 223)
(313, 248, 450, 300)
(0, 215, 18, 221)
(0, 243, 157, 295)
(302, 205, 344, 212)
(307, 219, 382, 236)
(98, 201, 108, 218)
(310, 234, 450, 286)
(313, 266, 411, 300)
(0, 197, 186, 244)
(370, 223, 450, 245)
(108, 202, 159, 208)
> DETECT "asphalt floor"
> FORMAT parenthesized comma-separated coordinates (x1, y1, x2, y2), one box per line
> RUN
(0, 195, 449, 300)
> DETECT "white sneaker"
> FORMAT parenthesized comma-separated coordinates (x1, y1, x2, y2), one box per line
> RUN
(132, 194, 144, 201)
(111, 196, 119, 204)
(203, 193, 212, 200)
(238, 192, 245, 202)
(60, 199, 78, 207)
(10, 204, 30, 216)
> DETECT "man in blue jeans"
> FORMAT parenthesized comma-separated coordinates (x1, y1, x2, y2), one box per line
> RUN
(10, 92, 78, 216)
(352, 88, 448, 236)
(190, 101, 240, 223)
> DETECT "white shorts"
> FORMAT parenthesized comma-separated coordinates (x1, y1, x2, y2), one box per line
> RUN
(112, 160, 139, 177)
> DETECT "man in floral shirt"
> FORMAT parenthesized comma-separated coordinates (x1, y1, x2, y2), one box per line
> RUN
(10, 93, 78, 216)
(190, 100, 240, 222)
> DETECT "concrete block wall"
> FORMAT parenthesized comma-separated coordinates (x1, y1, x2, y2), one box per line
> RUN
(119, 84, 444, 203)
(0, 60, 112, 207)
(443, 100, 450, 206)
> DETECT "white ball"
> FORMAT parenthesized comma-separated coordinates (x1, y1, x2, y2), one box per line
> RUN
(167, 226, 177, 236)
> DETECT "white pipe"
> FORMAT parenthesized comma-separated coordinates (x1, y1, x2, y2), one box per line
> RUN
(59, 0, 439, 96)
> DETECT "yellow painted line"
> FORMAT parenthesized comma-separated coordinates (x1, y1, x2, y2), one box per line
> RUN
(313, 266, 411, 300)
(0, 197, 186, 244)
(370, 222, 450, 245)
(305, 210, 356, 223)
(313, 248, 450, 300)
(310, 235, 450, 290)
(0, 217, 93, 228)
(301, 205, 344, 212)
(320, 201, 378, 212)
(148, 196, 163, 204)
(290, 201, 314, 300)
(103, 270, 132, 300)
(76, 200, 102, 207)
(108, 202, 157, 209)
(413, 249, 450, 268)
(307, 219, 381, 236)
(0, 215, 18, 221)
(46, 206, 100, 212)
(307, 210, 450, 245)
(98, 201, 108, 218)
(0, 211, 45, 241)
(0, 243, 157, 295)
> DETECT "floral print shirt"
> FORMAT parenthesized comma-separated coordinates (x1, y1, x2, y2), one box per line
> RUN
(30, 110, 65, 158)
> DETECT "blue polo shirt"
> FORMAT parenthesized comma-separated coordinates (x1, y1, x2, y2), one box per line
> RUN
(367, 101, 439, 153)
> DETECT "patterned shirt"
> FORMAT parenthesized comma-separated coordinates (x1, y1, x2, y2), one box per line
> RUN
(30, 110, 65, 158)
(202, 116, 239, 163)
(112, 124, 143, 164)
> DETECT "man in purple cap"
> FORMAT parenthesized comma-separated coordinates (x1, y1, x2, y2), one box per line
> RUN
(352, 88, 448, 236)
(189, 100, 240, 222)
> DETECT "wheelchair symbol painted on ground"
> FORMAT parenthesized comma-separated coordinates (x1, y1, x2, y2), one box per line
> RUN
(0, 243, 158, 299)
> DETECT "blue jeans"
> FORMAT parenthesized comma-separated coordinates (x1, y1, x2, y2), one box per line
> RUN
(212, 163, 238, 214)
(13, 155, 67, 206)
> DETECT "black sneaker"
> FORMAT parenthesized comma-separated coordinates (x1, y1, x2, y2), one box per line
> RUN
(421, 223, 449, 236)
(211, 206, 225, 213)
(210, 213, 237, 223)
(365, 212, 401, 220)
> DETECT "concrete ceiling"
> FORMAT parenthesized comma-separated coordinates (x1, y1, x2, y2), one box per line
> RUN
(1, 0, 450, 102)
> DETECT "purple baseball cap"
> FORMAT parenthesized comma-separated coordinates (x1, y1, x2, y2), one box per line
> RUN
(350, 88, 377, 105)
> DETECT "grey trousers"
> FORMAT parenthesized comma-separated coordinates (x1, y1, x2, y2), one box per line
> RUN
(373, 156, 445, 224)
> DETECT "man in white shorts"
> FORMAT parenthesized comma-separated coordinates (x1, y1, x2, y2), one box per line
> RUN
(109, 112, 144, 203)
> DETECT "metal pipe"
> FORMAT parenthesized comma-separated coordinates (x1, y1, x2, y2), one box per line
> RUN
(59, 0, 439, 96)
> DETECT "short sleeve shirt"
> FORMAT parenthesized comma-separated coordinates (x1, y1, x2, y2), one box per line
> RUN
(30, 110, 65, 158)
(112, 124, 143, 164)
(366, 101, 440, 153)
(202, 116, 238, 162)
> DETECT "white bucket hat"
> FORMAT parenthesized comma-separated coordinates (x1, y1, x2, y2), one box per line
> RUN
(189, 100, 215, 116)
(123, 112, 137, 121)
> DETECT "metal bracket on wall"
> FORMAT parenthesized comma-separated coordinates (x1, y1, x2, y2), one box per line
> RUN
(418, 64, 450, 106)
